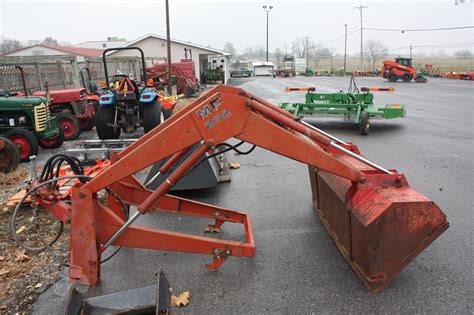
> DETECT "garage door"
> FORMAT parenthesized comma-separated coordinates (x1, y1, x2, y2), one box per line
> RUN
(254, 66, 273, 76)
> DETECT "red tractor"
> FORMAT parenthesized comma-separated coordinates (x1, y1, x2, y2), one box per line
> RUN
(32, 87, 97, 140)
(382, 57, 427, 83)
(14, 66, 98, 141)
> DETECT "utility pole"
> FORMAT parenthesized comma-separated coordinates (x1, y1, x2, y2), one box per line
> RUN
(354, 4, 368, 71)
(410, 45, 413, 59)
(344, 24, 348, 73)
(303, 36, 311, 69)
(165, 0, 172, 94)
(285, 44, 288, 55)
(276, 48, 281, 67)
(263, 5, 273, 62)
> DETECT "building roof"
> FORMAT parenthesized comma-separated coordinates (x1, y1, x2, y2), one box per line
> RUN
(74, 40, 128, 47)
(107, 34, 230, 56)
(252, 61, 275, 67)
(2, 44, 104, 57)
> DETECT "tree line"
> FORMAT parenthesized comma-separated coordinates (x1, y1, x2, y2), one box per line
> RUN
(223, 40, 473, 71)
(0, 37, 71, 54)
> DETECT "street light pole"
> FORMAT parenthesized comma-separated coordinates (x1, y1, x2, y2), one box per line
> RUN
(354, 4, 368, 71)
(263, 5, 273, 62)
(344, 24, 348, 73)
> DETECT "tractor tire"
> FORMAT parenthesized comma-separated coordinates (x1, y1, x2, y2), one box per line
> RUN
(143, 100, 163, 133)
(79, 118, 95, 131)
(388, 73, 398, 82)
(57, 113, 81, 141)
(163, 108, 173, 120)
(402, 73, 412, 82)
(95, 106, 121, 139)
(0, 137, 20, 173)
(38, 128, 64, 149)
(183, 86, 196, 97)
(359, 111, 370, 136)
(5, 129, 39, 162)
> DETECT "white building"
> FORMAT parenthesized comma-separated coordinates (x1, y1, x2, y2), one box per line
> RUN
(106, 34, 231, 84)
(74, 37, 128, 50)
(253, 61, 275, 76)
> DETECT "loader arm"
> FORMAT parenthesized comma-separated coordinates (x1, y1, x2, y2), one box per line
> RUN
(38, 85, 446, 293)
(83, 85, 364, 193)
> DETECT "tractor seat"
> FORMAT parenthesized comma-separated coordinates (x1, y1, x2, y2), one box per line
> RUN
(0, 89, 18, 97)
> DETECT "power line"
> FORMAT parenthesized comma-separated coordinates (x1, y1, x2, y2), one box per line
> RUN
(389, 42, 474, 51)
(321, 28, 360, 46)
(364, 25, 474, 32)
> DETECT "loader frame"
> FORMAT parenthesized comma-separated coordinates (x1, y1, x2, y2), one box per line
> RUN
(27, 85, 447, 293)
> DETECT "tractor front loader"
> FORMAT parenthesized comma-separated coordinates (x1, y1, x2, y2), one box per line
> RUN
(11, 85, 447, 293)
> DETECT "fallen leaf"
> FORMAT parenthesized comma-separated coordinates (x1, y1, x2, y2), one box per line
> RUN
(229, 162, 240, 169)
(14, 249, 30, 262)
(34, 283, 42, 289)
(171, 291, 190, 307)
(204, 227, 221, 233)
(15, 226, 26, 234)
(0, 268, 10, 276)
(0, 256, 5, 261)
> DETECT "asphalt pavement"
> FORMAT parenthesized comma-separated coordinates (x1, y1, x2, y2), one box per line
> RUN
(33, 76, 473, 314)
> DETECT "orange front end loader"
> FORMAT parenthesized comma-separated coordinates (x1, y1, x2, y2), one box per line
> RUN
(14, 85, 447, 293)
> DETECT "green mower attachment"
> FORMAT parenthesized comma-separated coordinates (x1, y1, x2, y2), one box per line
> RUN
(279, 79, 405, 135)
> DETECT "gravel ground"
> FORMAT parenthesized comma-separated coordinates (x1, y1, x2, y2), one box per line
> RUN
(15, 76, 474, 313)
(0, 90, 208, 314)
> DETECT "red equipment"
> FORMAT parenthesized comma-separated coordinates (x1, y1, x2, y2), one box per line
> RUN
(33, 88, 97, 132)
(146, 61, 199, 97)
(382, 58, 427, 83)
(18, 85, 447, 293)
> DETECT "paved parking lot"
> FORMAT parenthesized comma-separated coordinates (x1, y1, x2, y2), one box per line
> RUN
(34, 76, 473, 313)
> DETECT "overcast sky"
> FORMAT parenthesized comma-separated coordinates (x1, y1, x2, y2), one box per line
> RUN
(0, 0, 472, 55)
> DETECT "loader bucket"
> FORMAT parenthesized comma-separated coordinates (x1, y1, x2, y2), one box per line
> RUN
(308, 155, 448, 293)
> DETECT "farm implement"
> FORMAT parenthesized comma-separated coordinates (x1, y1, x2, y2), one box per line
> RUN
(279, 77, 406, 135)
(10, 85, 447, 293)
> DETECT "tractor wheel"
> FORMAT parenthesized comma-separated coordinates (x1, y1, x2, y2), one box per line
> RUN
(388, 73, 398, 82)
(163, 108, 173, 120)
(38, 128, 64, 149)
(359, 111, 370, 136)
(5, 129, 39, 162)
(57, 113, 81, 141)
(402, 73, 412, 82)
(95, 106, 121, 139)
(143, 100, 163, 133)
(0, 137, 20, 173)
(183, 86, 195, 97)
(79, 118, 95, 131)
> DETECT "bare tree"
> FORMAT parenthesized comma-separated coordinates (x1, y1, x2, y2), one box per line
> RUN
(27, 39, 41, 46)
(364, 40, 388, 71)
(293, 37, 315, 59)
(308, 45, 332, 68)
(0, 38, 23, 53)
(41, 36, 60, 46)
(454, 50, 472, 59)
(223, 42, 236, 56)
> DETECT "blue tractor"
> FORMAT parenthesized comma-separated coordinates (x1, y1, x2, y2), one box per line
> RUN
(96, 47, 164, 139)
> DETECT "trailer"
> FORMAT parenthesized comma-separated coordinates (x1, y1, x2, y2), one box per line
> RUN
(279, 77, 405, 135)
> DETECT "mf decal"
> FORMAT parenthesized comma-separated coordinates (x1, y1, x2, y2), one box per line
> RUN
(195, 97, 231, 129)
